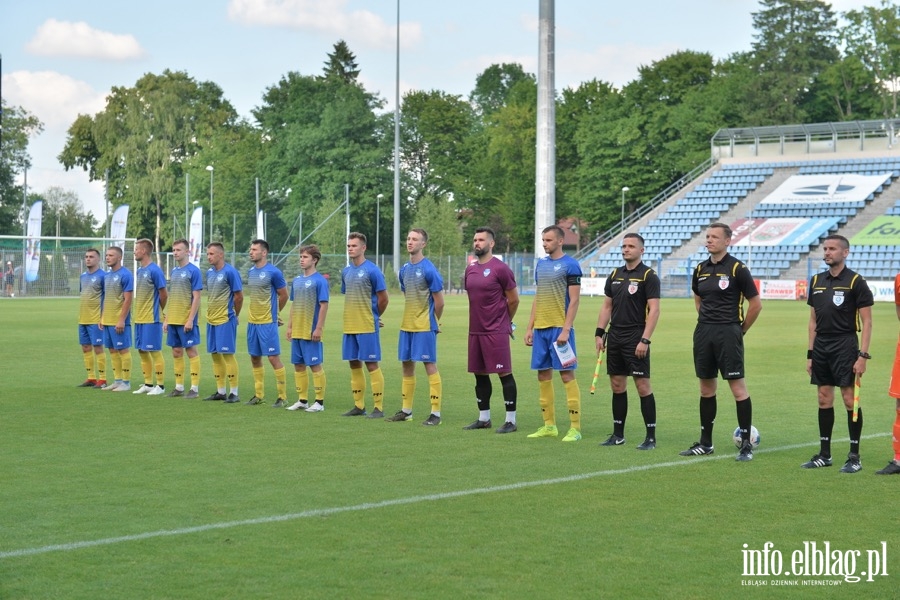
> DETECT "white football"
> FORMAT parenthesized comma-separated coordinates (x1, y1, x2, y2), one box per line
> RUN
(733, 425, 760, 449)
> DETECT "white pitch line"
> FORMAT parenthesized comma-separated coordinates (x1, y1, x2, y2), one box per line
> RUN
(0, 433, 889, 560)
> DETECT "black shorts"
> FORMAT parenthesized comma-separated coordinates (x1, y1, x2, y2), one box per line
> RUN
(811, 334, 858, 388)
(606, 327, 650, 378)
(693, 322, 744, 380)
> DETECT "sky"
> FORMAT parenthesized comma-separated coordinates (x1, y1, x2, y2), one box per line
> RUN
(0, 0, 875, 222)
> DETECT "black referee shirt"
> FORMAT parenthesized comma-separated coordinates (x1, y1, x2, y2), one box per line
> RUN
(807, 267, 874, 335)
(692, 253, 759, 324)
(604, 262, 661, 330)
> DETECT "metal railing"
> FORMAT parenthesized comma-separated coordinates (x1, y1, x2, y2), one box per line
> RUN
(573, 157, 715, 264)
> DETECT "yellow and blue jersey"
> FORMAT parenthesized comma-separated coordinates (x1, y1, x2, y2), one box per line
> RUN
(78, 269, 105, 325)
(290, 272, 329, 340)
(247, 263, 286, 325)
(533, 255, 582, 329)
(167, 263, 203, 327)
(206, 264, 242, 325)
(341, 260, 386, 334)
(101, 267, 133, 326)
(399, 258, 442, 332)
(133, 263, 167, 324)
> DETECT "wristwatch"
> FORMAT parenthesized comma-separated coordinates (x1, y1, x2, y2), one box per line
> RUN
(858, 351, 871, 359)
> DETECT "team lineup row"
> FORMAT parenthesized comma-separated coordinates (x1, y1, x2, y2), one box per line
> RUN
(74, 223, 900, 475)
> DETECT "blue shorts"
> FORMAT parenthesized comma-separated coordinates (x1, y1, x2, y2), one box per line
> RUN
(104, 325, 132, 351)
(398, 330, 437, 363)
(291, 339, 324, 366)
(247, 322, 281, 357)
(207, 319, 237, 354)
(530, 327, 578, 371)
(342, 332, 381, 362)
(134, 323, 163, 352)
(79, 324, 103, 346)
(167, 324, 201, 349)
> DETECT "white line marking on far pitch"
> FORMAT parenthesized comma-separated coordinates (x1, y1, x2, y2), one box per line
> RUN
(0, 433, 888, 560)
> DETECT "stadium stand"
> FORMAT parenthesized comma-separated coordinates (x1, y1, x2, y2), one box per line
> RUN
(582, 156, 900, 287)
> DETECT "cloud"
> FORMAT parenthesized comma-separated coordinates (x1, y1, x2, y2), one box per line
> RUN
(557, 43, 682, 89)
(3, 70, 107, 129)
(227, 0, 422, 49)
(25, 19, 145, 61)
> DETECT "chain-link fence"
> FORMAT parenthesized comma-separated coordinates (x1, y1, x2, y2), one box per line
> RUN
(0, 236, 541, 299)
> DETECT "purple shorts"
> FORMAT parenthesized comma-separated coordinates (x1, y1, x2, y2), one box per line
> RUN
(468, 333, 513, 374)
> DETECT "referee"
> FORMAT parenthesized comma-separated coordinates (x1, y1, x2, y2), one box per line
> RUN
(802, 235, 873, 473)
(595, 233, 660, 449)
(680, 222, 761, 461)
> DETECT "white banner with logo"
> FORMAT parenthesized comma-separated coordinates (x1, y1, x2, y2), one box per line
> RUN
(761, 174, 889, 205)
(256, 210, 266, 241)
(110, 205, 129, 250)
(25, 201, 42, 282)
(189, 207, 203, 266)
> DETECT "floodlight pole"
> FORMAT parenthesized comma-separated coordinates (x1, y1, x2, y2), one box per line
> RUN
(206, 165, 214, 241)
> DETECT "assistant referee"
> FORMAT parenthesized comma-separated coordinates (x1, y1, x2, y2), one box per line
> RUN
(802, 235, 873, 473)
(595, 233, 660, 450)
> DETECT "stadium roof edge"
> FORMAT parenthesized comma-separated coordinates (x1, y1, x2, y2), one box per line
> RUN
(711, 119, 900, 163)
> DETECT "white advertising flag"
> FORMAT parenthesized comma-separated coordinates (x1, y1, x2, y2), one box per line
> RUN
(189, 207, 204, 266)
(110, 205, 130, 250)
(25, 201, 43, 283)
(256, 210, 266, 241)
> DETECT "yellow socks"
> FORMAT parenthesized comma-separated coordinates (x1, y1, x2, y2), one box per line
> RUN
(223, 354, 239, 394)
(151, 351, 164, 386)
(189, 355, 200, 390)
(174, 355, 185, 388)
(83, 351, 94, 380)
(313, 369, 326, 402)
(120, 352, 132, 383)
(96, 351, 106, 382)
(139, 351, 153, 384)
(428, 372, 442, 415)
(253, 366, 265, 398)
(350, 367, 366, 409)
(401, 376, 416, 412)
(564, 378, 582, 431)
(110, 351, 123, 382)
(274, 366, 287, 400)
(211, 353, 226, 393)
(295, 368, 310, 400)
(370, 368, 385, 411)
(539, 379, 556, 426)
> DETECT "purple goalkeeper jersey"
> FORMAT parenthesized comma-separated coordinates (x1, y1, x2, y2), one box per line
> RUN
(464, 257, 517, 335)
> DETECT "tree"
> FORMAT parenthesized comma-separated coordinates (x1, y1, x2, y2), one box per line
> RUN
(469, 63, 534, 117)
(59, 70, 239, 249)
(187, 120, 266, 254)
(412, 195, 464, 289)
(322, 40, 361, 85)
(0, 101, 43, 235)
(556, 79, 621, 237)
(253, 48, 392, 252)
(842, 0, 900, 118)
(412, 195, 464, 259)
(476, 77, 538, 250)
(809, 54, 882, 121)
(745, 0, 839, 124)
(400, 90, 476, 205)
(33, 187, 98, 237)
(309, 195, 347, 256)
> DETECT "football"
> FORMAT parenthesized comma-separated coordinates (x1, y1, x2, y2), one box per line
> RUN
(733, 425, 760, 449)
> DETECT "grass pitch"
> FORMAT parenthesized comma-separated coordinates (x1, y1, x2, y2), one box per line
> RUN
(1, 295, 898, 598)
